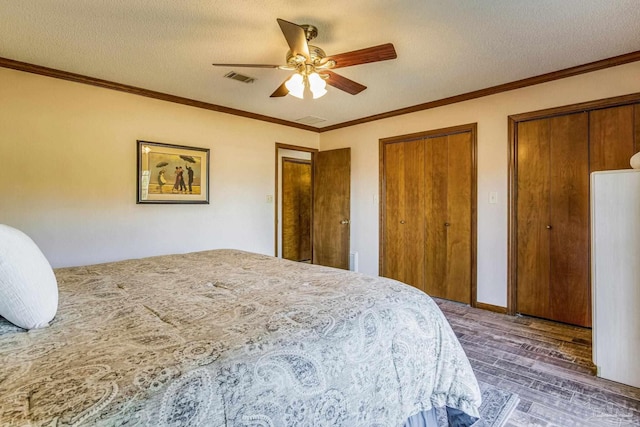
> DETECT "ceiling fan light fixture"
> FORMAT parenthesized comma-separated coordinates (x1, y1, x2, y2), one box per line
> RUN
(311, 87, 327, 99)
(308, 72, 327, 99)
(285, 73, 305, 99)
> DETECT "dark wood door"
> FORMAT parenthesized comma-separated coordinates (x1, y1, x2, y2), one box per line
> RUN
(516, 118, 552, 321)
(424, 133, 472, 304)
(282, 158, 312, 262)
(313, 148, 351, 269)
(549, 113, 590, 327)
(382, 140, 426, 291)
(516, 113, 590, 327)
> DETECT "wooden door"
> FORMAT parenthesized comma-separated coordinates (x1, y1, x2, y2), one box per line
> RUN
(444, 132, 473, 303)
(590, 105, 636, 172)
(516, 118, 552, 320)
(516, 113, 590, 327)
(282, 158, 312, 262)
(425, 136, 448, 298)
(381, 125, 475, 302)
(382, 140, 426, 291)
(313, 148, 351, 269)
(548, 113, 590, 327)
(424, 133, 472, 303)
(509, 97, 640, 323)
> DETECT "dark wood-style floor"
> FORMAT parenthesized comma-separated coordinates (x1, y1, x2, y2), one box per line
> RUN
(435, 299, 640, 427)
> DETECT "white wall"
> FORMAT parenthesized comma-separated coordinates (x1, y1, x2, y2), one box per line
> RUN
(319, 61, 640, 308)
(0, 67, 319, 267)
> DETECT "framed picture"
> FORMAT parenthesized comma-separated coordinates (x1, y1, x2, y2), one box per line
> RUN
(137, 140, 210, 204)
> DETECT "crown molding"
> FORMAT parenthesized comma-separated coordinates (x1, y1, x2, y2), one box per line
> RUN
(2, 50, 640, 133)
(319, 49, 640, 132)
(0, 57, 318, 132)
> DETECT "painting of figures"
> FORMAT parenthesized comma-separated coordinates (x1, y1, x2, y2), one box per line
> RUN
(137, 140, 209, 204)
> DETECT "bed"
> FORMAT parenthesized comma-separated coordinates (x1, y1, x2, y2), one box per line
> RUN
(0, 249, 481, 426)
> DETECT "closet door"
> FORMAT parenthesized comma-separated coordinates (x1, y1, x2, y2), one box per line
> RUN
(382, 140, 426, 291)
(548, 113, 590, 327)
(424, 133, 472, 304)
(516, 113, 590, 327)
(381, 124, 476, 303)
(516, 118, 552, 320)
(425, 136, 448, 298)
(445, 132, 473, 304)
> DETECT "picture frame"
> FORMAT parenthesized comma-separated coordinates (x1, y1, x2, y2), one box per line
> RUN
(137, 140, 210, 204)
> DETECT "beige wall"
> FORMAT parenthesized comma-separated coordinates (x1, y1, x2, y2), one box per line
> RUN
(0, 67, 319, 267)
(319, 61, 640, 308)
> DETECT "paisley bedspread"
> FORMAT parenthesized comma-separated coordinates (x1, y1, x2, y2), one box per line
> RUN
(0, 249, 481, 426)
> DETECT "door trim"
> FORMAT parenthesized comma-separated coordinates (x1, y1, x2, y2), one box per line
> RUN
(507, 93, 640, 316)
(379, 123, 478, 306)
(274, 143, 318, 258)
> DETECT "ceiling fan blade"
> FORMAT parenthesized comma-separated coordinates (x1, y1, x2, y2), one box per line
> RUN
(277, 18, 310, 59)
(212, 63, 281, 68)
(270, 79, 289, 97)
(329, 43, 397, 69)
(323, 70, 367, 95)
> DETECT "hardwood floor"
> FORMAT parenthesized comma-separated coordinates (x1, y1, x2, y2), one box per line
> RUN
(435, 299, 640, 426)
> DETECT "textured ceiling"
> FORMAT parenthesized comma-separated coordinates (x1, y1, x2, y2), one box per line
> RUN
(1, 1, 640, 129)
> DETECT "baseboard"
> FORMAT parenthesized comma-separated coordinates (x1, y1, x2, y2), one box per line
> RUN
(475, 302, 508, 314)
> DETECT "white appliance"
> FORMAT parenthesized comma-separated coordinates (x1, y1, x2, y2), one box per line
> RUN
(591, 169, 640, 388)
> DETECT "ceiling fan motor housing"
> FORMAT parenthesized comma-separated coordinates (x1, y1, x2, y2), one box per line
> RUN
(286, 45, 336, 72)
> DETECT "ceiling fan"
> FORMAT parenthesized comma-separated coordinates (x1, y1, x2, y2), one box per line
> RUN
(212, 18, 397, 99)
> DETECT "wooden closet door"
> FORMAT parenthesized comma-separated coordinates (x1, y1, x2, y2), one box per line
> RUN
(549, 113, 590, 327)
(445, 132, 472, 304)
(382, 140, 426, 291)
(590, 105, 636, 172)
(425, 136, 448, 298)
(516, 118, 552, 320)
(425, 133, 472, 303)
(516, 113, 590, 327)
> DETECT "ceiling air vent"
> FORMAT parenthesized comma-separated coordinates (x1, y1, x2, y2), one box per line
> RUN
(224, 71, 255, 84)
(295, 116, 327, 125)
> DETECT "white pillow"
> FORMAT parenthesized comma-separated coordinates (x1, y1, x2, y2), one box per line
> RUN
(0, 224, 58, 329)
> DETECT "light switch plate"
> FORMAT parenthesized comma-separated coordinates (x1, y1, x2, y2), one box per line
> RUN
(489, 192, 498, 204)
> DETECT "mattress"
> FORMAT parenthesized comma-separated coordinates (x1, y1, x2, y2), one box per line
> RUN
(0, 249, 481, 426)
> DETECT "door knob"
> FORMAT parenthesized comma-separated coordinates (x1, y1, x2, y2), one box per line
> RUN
(400, 220, 406, 224)
(444, 222, 450, 227)
(340, 219, 350, 224)
(546, 225, 552, 230)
